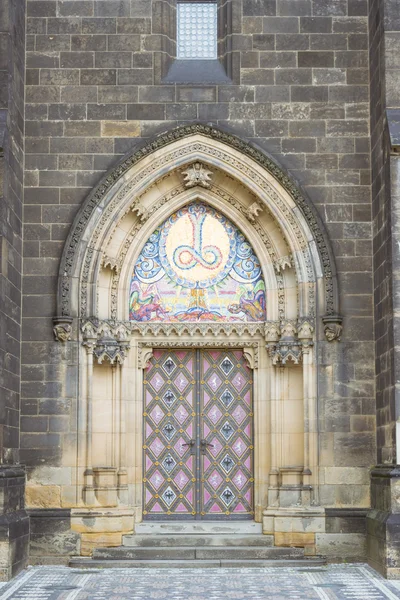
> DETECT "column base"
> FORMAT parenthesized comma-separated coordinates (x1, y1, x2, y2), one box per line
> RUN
(71, 508, 135, 556)
(263, 506, 325, 556)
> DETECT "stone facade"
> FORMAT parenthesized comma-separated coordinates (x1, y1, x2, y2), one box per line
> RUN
(0, 0, 29, 581)
(0, 0, 399, 581)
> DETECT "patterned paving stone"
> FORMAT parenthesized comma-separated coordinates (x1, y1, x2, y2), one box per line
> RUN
(1, 565, 400, 600)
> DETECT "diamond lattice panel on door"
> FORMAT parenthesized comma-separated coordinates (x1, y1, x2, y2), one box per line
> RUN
(200, 350, 254, 518)
(144, 350, 197, 518)
(143, 349, 254, 520)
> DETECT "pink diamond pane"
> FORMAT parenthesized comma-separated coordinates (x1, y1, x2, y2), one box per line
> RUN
(207, 373, 222, 392)
(207, 404, 222, 424)
(203, 456, 211, 471)
(203, 423, 210, 438)
(244, 423, 251, 438)
(186, 389, 193, 407)
(232, 405, 246, 424)
(153, 350, 163, 361)
(245, 457, 251, 470)
(210, 502, 223, 513)
(209, 437, 223, 457)
(146, 456, 152, 470)
(233, 502, 246, 513)
(174, 437, 188, 457)
(145, 423, 152, 439)
(176, 502, 188, 512)
(187, 489, 193, 503)
(232, 437, 247, 457)
(203, 391, 211, 407)
(149, 470, 164, 490)
(149, 437, 164, 457)
(185, 456, 193, 470)
(186, 357, 193, 374)
(203, 358, 210, 374)
(151, 502, 163, 513)
(209, 351, 220, 361)
(232, 372, 246, 392)
(204, 489, 211, 504)
(145, 390, 153, 406)
(176, 350, 187, 361)
(150, 405, 165, 425)
(174, 373, 189, 393)
(244, 391, 251, 406)
(245, 490, 251, 502)
(208, 470, 223, 489)
(175, 470, 189, 490)
(146, 489, 152, 503)
(175, 406, 189, 424)
(232, 470, 247, 490)
(186, 423, 193, 438)
(150, 373, 165, 392)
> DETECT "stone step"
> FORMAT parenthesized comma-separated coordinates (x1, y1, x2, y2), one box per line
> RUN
(70, 557, 327, 569)
(123, 534, 274, 547)
(134, 521, 263, 535)
(92, 545, 305, 561)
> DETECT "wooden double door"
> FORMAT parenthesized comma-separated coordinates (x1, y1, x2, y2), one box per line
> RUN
(143, 349, 254, 519)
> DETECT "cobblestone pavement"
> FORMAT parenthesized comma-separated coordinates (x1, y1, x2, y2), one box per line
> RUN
(1, 564, 400, 600)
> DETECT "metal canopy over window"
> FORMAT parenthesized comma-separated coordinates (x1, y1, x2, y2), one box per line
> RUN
(177, 2, 218, 60)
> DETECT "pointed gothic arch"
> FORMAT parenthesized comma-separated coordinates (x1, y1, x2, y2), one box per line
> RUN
(52, 124, 342, 534)
(56, 124, 340, 329)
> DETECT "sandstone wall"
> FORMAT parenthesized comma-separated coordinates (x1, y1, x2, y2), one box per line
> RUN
(22, 0, 376, 563)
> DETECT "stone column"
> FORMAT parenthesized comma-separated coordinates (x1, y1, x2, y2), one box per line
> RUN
(117, 348, 129, 504)
(265, 324, 280, 507)
(82, 334, 96, 506)
(298, 320, 317, 503)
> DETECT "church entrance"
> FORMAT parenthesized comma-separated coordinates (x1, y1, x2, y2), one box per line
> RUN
(143, 349, 254, 520)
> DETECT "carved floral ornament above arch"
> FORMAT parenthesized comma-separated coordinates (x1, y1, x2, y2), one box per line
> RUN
(54, 124, 342, 343)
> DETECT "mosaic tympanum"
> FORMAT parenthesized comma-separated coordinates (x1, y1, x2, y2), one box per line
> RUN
(130, 203, 266, 323)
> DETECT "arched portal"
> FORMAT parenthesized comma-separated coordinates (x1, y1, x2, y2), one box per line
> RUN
(54, 125, 341, 546)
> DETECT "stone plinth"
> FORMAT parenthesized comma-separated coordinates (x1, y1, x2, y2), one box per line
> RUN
(0, 467, 29, 581)
(367, 466, 400, 578)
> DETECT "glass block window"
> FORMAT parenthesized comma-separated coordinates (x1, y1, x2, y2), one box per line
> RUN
(177, 2, 218, 60)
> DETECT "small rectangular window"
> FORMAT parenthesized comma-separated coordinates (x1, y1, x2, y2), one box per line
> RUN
(177, 2, 218, 60)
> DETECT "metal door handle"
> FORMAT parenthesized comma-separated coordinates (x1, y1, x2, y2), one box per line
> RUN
(182, 439, 196, 455)
(200, 439, 214, 455)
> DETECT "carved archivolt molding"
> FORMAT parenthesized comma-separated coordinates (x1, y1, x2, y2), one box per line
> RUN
(181, 162, 213, 188)
(273, 255, 293, 274)
(102, 255, 120, 274)
(58, 125, 338, 321)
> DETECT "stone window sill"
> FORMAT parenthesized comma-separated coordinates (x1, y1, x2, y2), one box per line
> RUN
(162, 60, 232, 85)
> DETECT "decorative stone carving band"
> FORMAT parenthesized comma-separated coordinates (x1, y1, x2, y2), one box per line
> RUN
(138, 341, 260, 369)
(57, 124, 339, 319)
(267, 340, 310, 366)
(81, 320, 131, 365)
